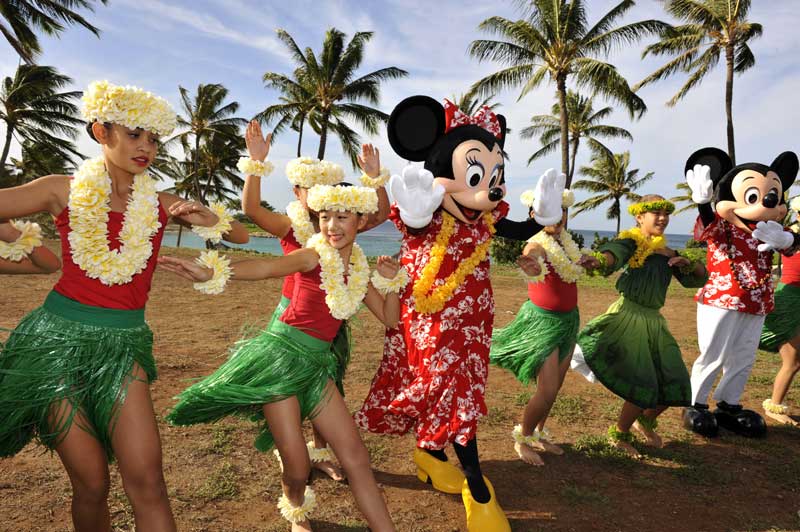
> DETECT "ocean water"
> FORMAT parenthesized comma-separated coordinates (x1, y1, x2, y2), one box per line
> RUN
(161, 222, 693, 257)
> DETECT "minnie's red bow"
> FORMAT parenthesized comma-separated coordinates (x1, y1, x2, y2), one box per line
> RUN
(443, 99, 502, 139)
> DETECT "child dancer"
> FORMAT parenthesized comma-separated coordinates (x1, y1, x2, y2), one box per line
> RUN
(161, 183, 405, 532)
(490, 190, 598, 466)
(0, 220, 60, 274)
(0, 81, 232, 532)
(577, 195, 707, 457)
(240, 121, 389, 480)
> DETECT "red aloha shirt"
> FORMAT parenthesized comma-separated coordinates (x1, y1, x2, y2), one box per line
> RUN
(356, 201, 509, 449)
(694, 214, 774, 315)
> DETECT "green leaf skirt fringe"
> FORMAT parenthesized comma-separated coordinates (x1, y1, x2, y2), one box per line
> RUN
(759, 283, 800, 352)
(166, 318, 338, 452)
(577, 297, 690, 409)
(0, 291, 155, 460)
(490, 301, 579, 385)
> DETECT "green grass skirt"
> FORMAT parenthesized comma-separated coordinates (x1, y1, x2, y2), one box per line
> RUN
(0, 291, 155, 460)
(166, 319, 338, 452)
(490, 301, 579, 385)
(760, 283, 800, 352)
(577, 297, 690, 409)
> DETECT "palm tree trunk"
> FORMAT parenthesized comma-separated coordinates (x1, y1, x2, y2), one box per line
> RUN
(569, 137, 580, 183)
(317, 110, 330, 160)
(725, 44, 736, 165)
(0, 125, 14, 179)
(192, 135, 203, 200)
(616, 213, 621, 234)
(296, 114, 305, 157)
(176, 224, 184, 248)
(557, 76, 571, 186)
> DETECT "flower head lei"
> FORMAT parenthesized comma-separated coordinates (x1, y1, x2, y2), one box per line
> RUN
(520, 189, 575, 209)
(627, 200, 675, 216)
(307, 184, 378, 215)
(82, 80, 177, 136)
(286, 157, 344, 188)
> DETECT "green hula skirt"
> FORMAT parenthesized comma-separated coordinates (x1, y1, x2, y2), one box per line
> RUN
(0, 291, 155, 460)
(576, 297, 690, 409)
(490, 301, 579, 385)
(760, 283, 800, 352)
(166, 319, 338, 452)
(267, 295, 351, 396)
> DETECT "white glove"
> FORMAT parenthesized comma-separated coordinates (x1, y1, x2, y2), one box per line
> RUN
(389, 165, 445, 228)
(752, 220, 794, 252)
(532, 169, 566, 226)
(686, 164, 713, 204)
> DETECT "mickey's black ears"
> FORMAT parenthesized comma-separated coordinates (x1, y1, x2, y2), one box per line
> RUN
(685, 147, 733, 185)
(770, 151, 799, 190)
(387, 96, 446, 161)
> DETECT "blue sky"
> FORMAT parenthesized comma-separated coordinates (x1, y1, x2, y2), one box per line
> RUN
(1, 0, 798, 234)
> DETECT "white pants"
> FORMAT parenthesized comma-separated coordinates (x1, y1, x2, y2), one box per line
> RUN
(691, 304, 765, 405)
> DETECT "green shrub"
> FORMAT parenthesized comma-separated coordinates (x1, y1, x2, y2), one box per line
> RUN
(590, 232, 612, 251)
(490, 236, 525, 264)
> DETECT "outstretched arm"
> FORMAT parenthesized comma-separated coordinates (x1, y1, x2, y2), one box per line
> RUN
(242, 120, 291, 238)
(158, 192, 219, 227)
(0, 175, 69, 219)
(0, 222, 61, 274)
(158, 247, 319, 283)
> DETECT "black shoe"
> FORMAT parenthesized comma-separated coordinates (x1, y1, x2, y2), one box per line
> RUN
(683, 403, 719, 437)
(713, 401, 767, 438)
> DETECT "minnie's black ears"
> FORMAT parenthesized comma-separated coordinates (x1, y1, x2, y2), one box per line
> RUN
(771, 151, 799, 190)
(685, 147, 733, 185)
(387, 96, 445, 161)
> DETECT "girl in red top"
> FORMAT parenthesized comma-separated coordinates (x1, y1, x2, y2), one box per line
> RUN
(0, 81, 242, 532)
(161, 184, 404, 532)
(490, 191, 598, 466)
(240, 121, 389, 481)
(0, 220, 60, 274)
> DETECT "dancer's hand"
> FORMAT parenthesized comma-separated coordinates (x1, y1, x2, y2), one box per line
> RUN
(753, 220, 794, 252)
(376, 255, 401, 279)
(158, 256, 213, 282)
(517, 254, 542, 277)
(0, 222, 21, 243)
(389, 165, 445, 228)
(358, 144, 381, 178)
(245, 120, 272, 162)
(668, 255, 690, 268)
(532, 169, 566, 226)
(686, 164, 713, 204)
(578, 254, 600, 270)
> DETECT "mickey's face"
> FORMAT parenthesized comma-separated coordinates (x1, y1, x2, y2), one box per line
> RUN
(717, 168, 786, 232)
(435, 140, 506, 224)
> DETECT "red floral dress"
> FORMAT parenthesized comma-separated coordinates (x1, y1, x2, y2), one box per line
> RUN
(356, 202, 508, 448)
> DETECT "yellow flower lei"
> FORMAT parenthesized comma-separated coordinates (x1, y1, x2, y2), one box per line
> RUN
(306, 233, 370, 320)
(412, 211, 495, 314)
(286, 200, 315, 246)
(617, 227, 666, 269)
(627, 200, 675, 216)
(191, 201, 233, 244)
(0, 220, 43, 261)
(68, 157, 161, 285)
(529, 229, 585, 283)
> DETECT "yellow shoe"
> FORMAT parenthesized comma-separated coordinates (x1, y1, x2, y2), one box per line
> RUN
(462, 477, 511, 532)
(413, 447, 465, 494)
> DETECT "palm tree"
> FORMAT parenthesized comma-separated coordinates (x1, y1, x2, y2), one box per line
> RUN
(1, 0, 109, 64)
(268, 28, 407, 166)
(6, 139, 74, 186)
(522, 90, 632, 183)
(670, 182, 697, 214)
(451, 91, 502, 115)
(170, 83, 246, 202)
(0, 64, 83, 180)
(635, 0, 761, 164)
(571, 150, 654, 233)
(468, 0, 666, 186)
(257, 70, 318, 157)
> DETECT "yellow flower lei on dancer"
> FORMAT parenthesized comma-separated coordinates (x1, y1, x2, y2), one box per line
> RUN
(68, 157, 161, 285)
(286, 200, 315, 246)
(617, 227, 666, 269)
(412, 211, 496, 314)
(527, 229, 585, 284)
(306, 233, 370, 320)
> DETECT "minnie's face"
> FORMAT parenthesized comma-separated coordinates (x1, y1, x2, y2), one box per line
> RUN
(435, 140, 506, 224)
(717, 169, 787, 232)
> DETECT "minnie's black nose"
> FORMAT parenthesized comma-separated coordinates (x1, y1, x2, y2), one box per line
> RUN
(763, 191, 779, 208)
(488, 187, 504, 202)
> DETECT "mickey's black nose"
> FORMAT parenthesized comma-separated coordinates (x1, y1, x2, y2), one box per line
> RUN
(763, 191, 779, 208)
(488, 187, 504, 202)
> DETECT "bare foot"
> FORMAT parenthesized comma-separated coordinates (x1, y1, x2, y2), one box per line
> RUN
(312, 460, 345, 482)
(764, 409, 800, 427)
(610, 438, 642, 459)
(531, 438, 564, 455)
(632, 420, 664, 448)
(514, 442, 544, 466)
(292, 520, 313, 532)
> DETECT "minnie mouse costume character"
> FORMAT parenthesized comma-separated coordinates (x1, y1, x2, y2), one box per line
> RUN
(356, 96, 563, 531)
(683, 147, 800, 437)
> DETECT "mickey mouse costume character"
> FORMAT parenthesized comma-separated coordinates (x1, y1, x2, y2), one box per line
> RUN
(683, 147, 800, 437)
(355, 96, 564, 531)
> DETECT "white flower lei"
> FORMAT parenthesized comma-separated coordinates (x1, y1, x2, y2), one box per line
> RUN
(193, 250, 232, 295)
(237, 157, 274, 177)
(286, 157, 344, 188)
(528, 229, 585, 284)
(286, 200, 315, 246)
(277, 486, 316, 524)
(371, 267, 410, 295)
(306, 233, 370, 320)
(307, 185, 378, 214)
(82, 80, 176, 136)
(191, 201, 233, 244)
(0, 220, 43, 261)
(68, 157, 161, 285)
(360, 167, 390, 189)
